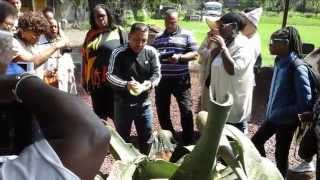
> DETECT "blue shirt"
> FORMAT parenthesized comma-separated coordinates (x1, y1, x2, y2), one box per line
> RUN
(266, 52, 312, 124)
(6, 63, 25, 75)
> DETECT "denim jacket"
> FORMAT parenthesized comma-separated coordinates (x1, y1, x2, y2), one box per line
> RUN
(266, 52, 312, 125)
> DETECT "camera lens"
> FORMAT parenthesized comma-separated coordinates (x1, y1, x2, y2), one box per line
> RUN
(61, 46, 72, 54)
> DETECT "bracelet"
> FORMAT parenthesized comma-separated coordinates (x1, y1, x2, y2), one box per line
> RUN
(12, 73, 38, 103)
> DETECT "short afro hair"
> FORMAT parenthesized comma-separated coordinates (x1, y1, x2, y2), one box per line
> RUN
(18, 11, 49, 35)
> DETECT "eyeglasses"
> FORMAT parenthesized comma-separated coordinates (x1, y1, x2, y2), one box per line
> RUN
(220, 22, 237, 29)
(2, 19, 16, 31)
(270, 38, 289, 45)
(95, 14, 107, 19)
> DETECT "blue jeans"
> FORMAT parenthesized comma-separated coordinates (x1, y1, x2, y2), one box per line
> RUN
(114, 102, 153, 154)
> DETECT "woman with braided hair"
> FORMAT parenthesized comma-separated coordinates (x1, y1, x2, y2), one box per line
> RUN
(252, 26, 313, 178)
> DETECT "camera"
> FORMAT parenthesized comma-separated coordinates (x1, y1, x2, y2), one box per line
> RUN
(17, 62, 34, 72)
(159, 50, 175, 61)
(60, 46, 72, 54)
(0, 102, 33, 155)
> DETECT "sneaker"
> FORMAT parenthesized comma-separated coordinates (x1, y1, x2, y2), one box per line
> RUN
(290, 160, 315, 173)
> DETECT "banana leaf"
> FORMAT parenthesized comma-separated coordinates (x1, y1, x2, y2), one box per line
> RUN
(106, 92, 282, 180)
(106, 125, 144, 162)
(221, 125, 283, 180)
(194, 112, 283, 180)
(170, 94, 233, 180)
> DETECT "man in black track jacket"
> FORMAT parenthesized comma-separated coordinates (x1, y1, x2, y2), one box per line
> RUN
(107, 22, 161, 154)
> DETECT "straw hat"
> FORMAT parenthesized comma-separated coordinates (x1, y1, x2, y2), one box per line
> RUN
(241, 7, 263, 28)
(205, 16, 220, 30)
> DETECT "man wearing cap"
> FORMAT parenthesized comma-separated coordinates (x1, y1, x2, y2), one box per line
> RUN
(152, 9, 198, 145)
(240, 7, 263, 74)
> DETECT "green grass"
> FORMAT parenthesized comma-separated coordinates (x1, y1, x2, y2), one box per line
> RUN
(143, 13, 320, 66)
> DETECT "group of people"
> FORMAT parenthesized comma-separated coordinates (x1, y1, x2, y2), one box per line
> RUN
(2, 0, 77, 94)
(0, 1, 109, 180)
(0, 0, 319, 179)
(82, 6, 199, 155)
(85, 5, 319, 179)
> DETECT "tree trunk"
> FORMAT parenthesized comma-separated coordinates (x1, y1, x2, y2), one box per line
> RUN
(302, 0, 307, 13)
(130, 0, 146, 20)
(88, 0, 105, 11)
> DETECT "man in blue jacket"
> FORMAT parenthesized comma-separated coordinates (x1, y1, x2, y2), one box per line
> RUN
(252, 26, 313, 178)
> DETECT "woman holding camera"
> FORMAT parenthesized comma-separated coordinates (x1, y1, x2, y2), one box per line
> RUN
(6, 11, 68, 75)
(206, 12, 254, 133)
(82, 4, 127, 120)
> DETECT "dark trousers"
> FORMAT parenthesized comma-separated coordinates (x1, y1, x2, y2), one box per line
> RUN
(90, 85, 114, 120)
(299, 128, 317, 161)
(251, 120, 298, 178)
(155, 75, 194, 144)
(227, 121, 247, 133)
(114, 102, 152, 154)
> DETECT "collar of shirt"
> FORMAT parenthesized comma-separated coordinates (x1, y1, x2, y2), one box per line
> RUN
(276, 52, 298, 67)
(163, 26, 181, 36)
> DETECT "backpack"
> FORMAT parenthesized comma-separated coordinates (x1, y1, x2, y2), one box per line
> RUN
(290, 49, 320, 106)
(293, 49, 320, 159)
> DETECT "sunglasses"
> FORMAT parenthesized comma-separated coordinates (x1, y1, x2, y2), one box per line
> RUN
(220, 22, 238, 29)
(95, 14, 107, 19)
(270, 38, 289, 45)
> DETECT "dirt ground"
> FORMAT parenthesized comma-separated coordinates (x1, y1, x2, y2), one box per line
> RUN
(65, 29, 315, 178)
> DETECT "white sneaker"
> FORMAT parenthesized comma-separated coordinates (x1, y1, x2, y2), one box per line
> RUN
(290, 160, 315, 173)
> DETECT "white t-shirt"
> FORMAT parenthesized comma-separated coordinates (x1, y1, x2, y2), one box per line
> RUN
(0, 139, 80, 180)
(210, 33, 255, 124)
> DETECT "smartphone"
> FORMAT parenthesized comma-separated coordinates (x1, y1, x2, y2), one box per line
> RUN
(17, 62, 34, 72)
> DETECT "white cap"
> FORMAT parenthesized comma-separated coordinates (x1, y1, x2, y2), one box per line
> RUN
(205, 16, 220, 30)
(241, 7, 263, 28)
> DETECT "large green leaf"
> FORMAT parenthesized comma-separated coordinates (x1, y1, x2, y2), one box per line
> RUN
(222, 125, 284, 180)
(170, 94, 233, 180)
(194, 111, 283, 180)
(106, 125, 144, 162)
(134, 160, 179, 180)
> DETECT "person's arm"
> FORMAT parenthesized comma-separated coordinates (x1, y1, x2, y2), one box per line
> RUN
(107, 48, 129, 90)
(211, 34, 235, 75)
(15, 40, 67, 68)
(174, 51, 199, 63)
(147, 47, 161, 88)
(0, 74, 110, 180)
(198, 37, 212, 64)
(213, 35, 252, 76)
(171, 32, 199, 63)
(271, 65, 313, 120)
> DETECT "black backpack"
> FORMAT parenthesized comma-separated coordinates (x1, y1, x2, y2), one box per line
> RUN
(290, 49, 320, 106)
(292, 49, 320, 159)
